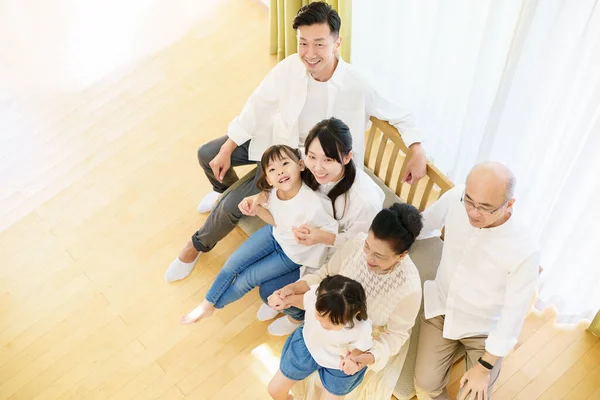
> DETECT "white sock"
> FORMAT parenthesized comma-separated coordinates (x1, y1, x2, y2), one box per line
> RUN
(165, 252, 201, 282)
(197, 191, 220, 213)
(268, 316, 301, 336)
(257, 303, 280, 321)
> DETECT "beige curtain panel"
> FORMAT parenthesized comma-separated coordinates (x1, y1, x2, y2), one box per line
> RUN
(269, 0, 352, 62)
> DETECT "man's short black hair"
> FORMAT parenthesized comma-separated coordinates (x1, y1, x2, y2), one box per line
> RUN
(293, 1, 341, 37)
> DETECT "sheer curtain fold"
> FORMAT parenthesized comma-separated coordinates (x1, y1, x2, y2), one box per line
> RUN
(352, 0, 600, 323)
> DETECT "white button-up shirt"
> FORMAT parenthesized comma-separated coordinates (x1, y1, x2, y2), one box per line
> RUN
(419, 185, 540, 357)
(226, 54, 424, 164)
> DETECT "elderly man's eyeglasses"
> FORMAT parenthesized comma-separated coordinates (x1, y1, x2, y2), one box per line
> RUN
(461, 191, 508, 215)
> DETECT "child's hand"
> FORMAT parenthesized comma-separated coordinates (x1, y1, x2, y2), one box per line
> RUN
(275, 286, 295, 299)
(239, 198, 257, 216)
(339, 354, 361, 376)
(292, 224, 321, 246)
(238, 192, 269, 216)
(348, 349, 375, 368)
(268, 293, 290, 311)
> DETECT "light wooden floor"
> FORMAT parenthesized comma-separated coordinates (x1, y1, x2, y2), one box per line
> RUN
(0, 1, 598, 399)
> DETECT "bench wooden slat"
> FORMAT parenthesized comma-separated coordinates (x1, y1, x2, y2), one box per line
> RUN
(373, 132, 388, 177)
(407, 177, 419, 204)
(364, 123, 378, 165)
(385, 144, 400, 187)
(419, 178, 435, 211)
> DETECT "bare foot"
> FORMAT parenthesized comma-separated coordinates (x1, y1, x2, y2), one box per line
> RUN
(179, 300, 215, 325)
(178, 240, 200, 263)
(288, 316, 301, 325)
(180, 314, 204, 325)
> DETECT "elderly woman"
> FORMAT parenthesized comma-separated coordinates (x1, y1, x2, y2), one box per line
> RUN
(268, 203, 423, 399)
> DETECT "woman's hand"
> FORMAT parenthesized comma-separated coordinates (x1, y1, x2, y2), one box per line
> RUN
(339, 349, 374, 375)
(238, 191, 269, 216)
(267, 292, 290, 311)
(267, 285, 298, 311)
(292, 224, 335, 246)
(274, 285, 295, 299)
(348, 349, 375, 368)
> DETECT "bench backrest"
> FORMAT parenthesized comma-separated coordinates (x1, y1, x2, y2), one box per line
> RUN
(364, 117, 454, 211)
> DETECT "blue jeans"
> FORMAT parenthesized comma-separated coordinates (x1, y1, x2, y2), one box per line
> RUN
(206, 225, 301, 308)
(260, 271, 306, 321)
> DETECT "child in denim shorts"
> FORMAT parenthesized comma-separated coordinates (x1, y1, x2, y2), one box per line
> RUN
(268, 275, 373, 399)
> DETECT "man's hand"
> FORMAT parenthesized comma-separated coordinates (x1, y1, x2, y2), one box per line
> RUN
(402, 143, 427, 184)
(209, 149, 232, 183)
(459, 363, 491, 400)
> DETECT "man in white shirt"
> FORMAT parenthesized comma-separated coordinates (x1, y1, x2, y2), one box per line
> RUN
(414, 163, 540, 400)
(165, 1, 428, 282)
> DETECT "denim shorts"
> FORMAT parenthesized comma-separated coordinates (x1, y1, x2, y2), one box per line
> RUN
(279, 324, 367, 396)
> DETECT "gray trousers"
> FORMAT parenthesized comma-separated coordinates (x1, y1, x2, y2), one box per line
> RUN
(191, 135, 261, 252)
(414, 315, 503, 400)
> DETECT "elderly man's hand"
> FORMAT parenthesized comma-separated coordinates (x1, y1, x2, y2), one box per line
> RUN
(459, 364, 491, 400)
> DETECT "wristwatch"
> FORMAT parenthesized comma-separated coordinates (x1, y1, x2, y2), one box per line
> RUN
(478, 357, 494, 370)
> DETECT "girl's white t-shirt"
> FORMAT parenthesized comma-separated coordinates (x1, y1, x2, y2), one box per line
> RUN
(266, 183, 338, 268)
(302, 285, 373, 370)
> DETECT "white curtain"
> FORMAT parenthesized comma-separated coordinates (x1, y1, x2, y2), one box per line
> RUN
(352, 0, 600, 323)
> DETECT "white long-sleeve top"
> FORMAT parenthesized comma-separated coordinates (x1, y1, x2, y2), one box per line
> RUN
(301, 233, 422, 372)
(226, 54, 425, 164)
(318, 169, 385, 250)
(267, 183, 338, 269)
(302, 285, 373, 370)
(418, 185, 540, 357)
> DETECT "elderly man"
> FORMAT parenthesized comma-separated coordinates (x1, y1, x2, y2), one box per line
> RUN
(165, 1, 427, 282)
(414, 162, 540, 400)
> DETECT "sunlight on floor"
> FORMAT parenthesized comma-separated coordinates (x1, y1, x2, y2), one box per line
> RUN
(0, 0, 221, 92)
(251, 342, 281, 383)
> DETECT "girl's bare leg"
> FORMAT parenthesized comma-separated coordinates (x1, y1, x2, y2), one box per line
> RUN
(268, 369, 296, 400)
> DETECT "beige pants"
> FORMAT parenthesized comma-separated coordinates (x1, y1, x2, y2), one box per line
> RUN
(414, 315, 502, 400)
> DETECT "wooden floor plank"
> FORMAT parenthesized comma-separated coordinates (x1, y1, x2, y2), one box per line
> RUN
(539, 340, 600, 400)
(514, 331, 598, 400)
